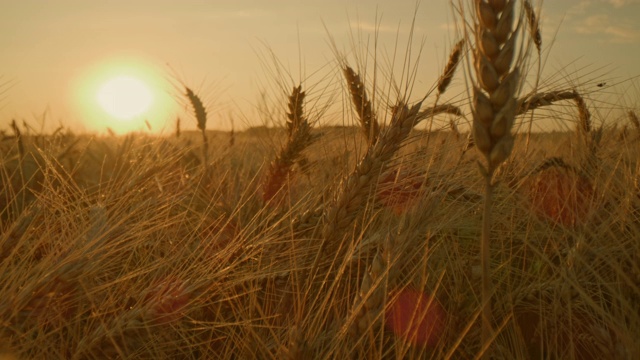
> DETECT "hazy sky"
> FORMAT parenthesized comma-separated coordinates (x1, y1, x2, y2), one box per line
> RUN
(1, 0, 639, 133)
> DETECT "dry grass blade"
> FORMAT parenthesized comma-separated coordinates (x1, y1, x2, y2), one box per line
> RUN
(523, 0, 541, 54)
(437, 39, 465, 94)
(343, 66, 380, 144)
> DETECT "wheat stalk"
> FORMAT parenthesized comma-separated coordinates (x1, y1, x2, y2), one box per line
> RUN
(470, 0, 522, 355)
(343, 66, 380, 145)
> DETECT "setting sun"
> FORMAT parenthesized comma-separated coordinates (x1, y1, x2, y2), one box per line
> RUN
(96, 75, 153, 120)
(71, 55, 176, 133)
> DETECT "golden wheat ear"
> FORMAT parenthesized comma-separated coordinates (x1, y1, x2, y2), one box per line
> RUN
(437, 38, 465, 95)
(262, 85, 318, 204)
(523, 0, 541, 55)
(185, 87, 209, 170)
(343, 65, 379, 145)
(629, 110, 640, 129)
(185, 87, 207, 132)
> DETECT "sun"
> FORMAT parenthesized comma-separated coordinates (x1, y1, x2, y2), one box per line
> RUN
(72, 56, 178, 134)
(96, 75, 153, 120)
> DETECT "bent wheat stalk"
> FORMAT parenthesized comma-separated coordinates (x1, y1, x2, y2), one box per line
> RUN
(304, 101, 464, 301)
(470, 0, 522, 355)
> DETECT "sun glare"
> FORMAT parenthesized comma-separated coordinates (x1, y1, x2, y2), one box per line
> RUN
(97, 76, 153, 120)
(71, 55, 177, 134)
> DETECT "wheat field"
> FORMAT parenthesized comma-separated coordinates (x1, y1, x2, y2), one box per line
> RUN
(1, 1, 639, 359)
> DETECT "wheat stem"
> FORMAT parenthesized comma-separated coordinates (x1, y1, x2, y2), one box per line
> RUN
(470, 0, 522, 355)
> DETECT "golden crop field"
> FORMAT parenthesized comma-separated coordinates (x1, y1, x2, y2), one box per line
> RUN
(1, 1, 639, 359)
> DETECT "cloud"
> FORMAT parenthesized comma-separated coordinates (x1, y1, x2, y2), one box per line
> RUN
(200, 8, 273, 20)
(574, 14, 640, 43)
(438, 20, 465, 33)
(605, 0, 640, 8)
(349, 20, 425, 35)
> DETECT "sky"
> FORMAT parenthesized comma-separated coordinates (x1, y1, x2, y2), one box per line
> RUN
(1, 0, 639, 134)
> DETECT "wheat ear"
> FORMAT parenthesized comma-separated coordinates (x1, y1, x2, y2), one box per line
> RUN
(425, 39, 465, 149)
(523, 0, 541, 55)
(308, 102, 422, 280)
(517, 89, 581, 115)
(10, 120, 24, 159)
(629, 110, 640, 129)
(343, 66, 380, 145)
(574, 93, 591, 137)
(522, 0, 542, 153)
(185, 87, 209, 170)
(293, 103, 459, 237)
(262, 85, 318, 203)
(437, 39, 466, 95)
(471, 0, 521, 354)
